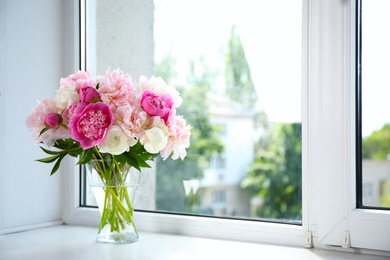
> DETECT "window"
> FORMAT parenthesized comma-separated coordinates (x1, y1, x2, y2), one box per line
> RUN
(81, 0, 303, 224)
(307, 0, 390, 252)
(359, 0, 390, 209)
(61, 0, 390, 253)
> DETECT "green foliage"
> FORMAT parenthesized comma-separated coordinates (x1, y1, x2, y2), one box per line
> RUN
(225, 25, 257, 108)
(155, 52, 177, 83)
(37, 139, 157, 176)
(154, 24, 258, 214)
(187, 57, 221, 92)
(241, 123, 302, 221)
(155, 54, 224, 213)
(114, 142, 158, 171)
(362, 123, 390, 159)
(37, 138, 83, 175)
(155, 84, 225, 212)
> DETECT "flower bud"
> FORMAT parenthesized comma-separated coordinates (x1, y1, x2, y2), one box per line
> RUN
(45, 113, 61, 129)
(79, 86, 101, 103)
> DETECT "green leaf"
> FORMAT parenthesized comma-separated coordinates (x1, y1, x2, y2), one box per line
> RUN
(77, 148, 94, 165)
(39, 146, 63, 156)
(129, 142, 147, 153)
(50, 154, 66, 176)
(128, 151, 152, 168)
(113, 153, 141, 171)
(53, 138, 79, 151)
(113, 154, 127, 164)
(36, 155, 60, 163)
(68, 147, 83, 156)
(39, 127, 50, 137)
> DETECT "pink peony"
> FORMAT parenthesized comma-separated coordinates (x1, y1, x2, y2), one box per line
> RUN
(69, 102, 114, 149)
(45, 113, 60, 129)
(79, 86, 101, 103)
(141, 91, 173, 124)
(60, 70, 95, 92)
(26, 99, 69, 147)
(113, 104, 160, 139)
(97, 69, 139, 109)
(62, 102, 88, 127)
(160, 116, 191, 161)
(139, 76, 183, 108)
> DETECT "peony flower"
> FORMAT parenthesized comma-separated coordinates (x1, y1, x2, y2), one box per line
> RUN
(140, 127, 168, 154)
(97, 69, 139, 109)
(160, 116, 191, 160)
(156, 118, 169, 136)
(62, 102, 88, 127)
(69, 102, 114, 149)
(60, 70, 95, 92)
(26, 98, 69, 147)
(98, 125, 137, 155)
(141, 91, 173, 124)
(45, 113, 61, 129)
(113, 104, 160, 139)
(55, 84, 80, 111)
(79, 86, 101, 103)
(139, 76, 183, 108)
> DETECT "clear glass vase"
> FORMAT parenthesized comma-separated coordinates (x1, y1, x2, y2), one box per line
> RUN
(87, 159, 142, 244)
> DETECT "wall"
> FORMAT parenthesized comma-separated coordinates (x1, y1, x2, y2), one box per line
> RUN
(0, 0, 73, 233)
(88, 0, 156, 210)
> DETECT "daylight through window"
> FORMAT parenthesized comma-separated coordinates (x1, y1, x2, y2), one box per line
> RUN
(81, 0, 303, 223)
(359, 0, 390, 209)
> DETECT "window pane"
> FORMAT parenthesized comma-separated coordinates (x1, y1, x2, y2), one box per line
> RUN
(83, 0, 302, 223)
(361, 0, 390, 208)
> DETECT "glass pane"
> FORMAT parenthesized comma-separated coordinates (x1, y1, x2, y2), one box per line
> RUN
(84, 0, 302, 223)
(361, 0, 390, 208)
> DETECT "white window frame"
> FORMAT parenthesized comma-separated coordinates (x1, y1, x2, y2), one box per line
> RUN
(61, 0, 390, 254)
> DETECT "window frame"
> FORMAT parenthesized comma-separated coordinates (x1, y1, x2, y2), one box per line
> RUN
(305, 0, 390, 253)
(61, 0, 390, 254)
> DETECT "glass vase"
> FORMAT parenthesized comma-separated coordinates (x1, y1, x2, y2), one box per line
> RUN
(87, 159, 142, 244)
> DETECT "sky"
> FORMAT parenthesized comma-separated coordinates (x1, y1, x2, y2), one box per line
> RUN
(154, 0, 302, 123)
(361, 0, 390, 137)
(154, 0, 389, 136)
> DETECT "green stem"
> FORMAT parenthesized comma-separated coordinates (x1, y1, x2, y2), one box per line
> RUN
(94, 155, 138, 236)
(110, 189, 117, 232)
(60, 124, 69, 130)
(113, 160, 134, 212)
(98, 186, 111, 233)
(94, 147, 106, 174)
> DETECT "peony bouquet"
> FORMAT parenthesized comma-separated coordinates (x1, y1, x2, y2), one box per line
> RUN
(26, 69, 191, 243)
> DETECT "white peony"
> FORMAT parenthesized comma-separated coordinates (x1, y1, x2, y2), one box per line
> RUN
(98, 125, 137, 155)
(140, 127, 168, 154)
(156, 118, 169, 136)
(55, 85, 80, 110)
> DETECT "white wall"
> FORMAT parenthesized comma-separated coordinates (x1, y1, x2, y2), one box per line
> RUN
(0, 0, 74, 233)
(92, 0, 156, 210)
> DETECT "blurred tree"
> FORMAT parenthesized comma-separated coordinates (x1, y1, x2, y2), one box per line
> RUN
(225, 25, 257, 108)
(155, 56, 224, 213)
(155, 24, 258, 214)
(155, 51, 177, 82)
(241, 123, 302, 221)
(362, 123, 390, 159)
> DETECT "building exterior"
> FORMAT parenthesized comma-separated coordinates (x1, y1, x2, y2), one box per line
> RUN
(199, 93, 256, 217)
(362, 160, 390, 207)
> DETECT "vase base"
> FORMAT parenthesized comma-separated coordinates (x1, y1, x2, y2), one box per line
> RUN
(96, 231, 139, 244)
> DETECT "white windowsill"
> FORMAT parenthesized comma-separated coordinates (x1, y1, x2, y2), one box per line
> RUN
(0, 225, 388, 260)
